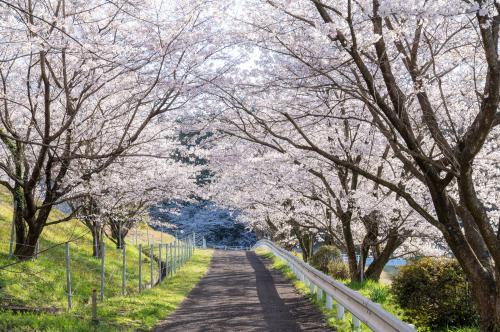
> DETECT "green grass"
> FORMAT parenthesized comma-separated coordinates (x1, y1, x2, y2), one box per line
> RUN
(0, 188, 214, 331)
(256, 249, 479, 332)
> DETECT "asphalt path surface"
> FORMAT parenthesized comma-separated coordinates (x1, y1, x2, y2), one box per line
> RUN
(154, 250, 332, 332)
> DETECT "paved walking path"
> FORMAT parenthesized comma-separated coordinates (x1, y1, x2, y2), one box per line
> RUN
(154, 250, 332, 332)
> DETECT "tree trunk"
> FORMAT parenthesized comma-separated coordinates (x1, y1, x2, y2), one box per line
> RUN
(13, 221, 41, 260)
(13, 196, 51, 260)
(341, 211, 360, 281)
(297, 232, 314, 262)
(365, 231, 402, 281)
(427, 182, 500, 331)
(91, 227, 104, 258)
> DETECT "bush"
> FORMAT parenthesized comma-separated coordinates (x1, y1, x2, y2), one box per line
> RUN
(310, 245, 349, 279)
(310, 245, 343, 273)
(392, 257, 478, 330)
(368, 285, 389, 303)
(327, 260, 349, 280)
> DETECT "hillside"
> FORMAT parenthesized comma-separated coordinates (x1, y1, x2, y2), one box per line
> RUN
(0, 189, 213, 331)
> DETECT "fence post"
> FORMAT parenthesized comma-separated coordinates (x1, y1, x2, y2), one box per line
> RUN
(180, 239, 183, 266)
(189, 239, 192, 259)
(122, 244, 126, 296)
(150, 244, 154, 287)
(100, 242, 105, 301)
(92, 289, 98, 323)
(158, 243, 162, 283)
(65, 242, 72, 310)
(169, 243, 172, 277)
(138, 244, 142, 292)
(35, 239, 40, 260)
(165, 243, 170, 279)
(8, 201, 16, 258)
(182, 239, 184, 265)
(310, 282, 315, 295)
(173, 240, 177, 274)
(178, 240, 182, 267)
(202, 237, 206, 249)
(183, 241, 186, 264)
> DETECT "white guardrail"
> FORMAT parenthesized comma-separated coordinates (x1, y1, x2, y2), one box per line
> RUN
(253, 239, 416, 332)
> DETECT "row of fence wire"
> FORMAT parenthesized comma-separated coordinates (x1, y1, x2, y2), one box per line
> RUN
(0, 229, 197, 322)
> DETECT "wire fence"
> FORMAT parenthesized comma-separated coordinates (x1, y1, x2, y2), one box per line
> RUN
(0, 230, 197, 321)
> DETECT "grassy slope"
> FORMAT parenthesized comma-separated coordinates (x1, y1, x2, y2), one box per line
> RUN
(0, 189, 213, 331)
(256, 249, 479, 332)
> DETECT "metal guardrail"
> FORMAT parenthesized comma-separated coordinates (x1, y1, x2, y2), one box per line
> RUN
(253, 239, 416, 332)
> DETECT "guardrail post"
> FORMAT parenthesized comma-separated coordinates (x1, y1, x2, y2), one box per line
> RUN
(326, 294, 333, 309)
(317, 287, 323, 302)
(138, 244, 143, 292)
(253, 239, 417, 332)
(352, 316, 361, 330)
(337, 304, 345, 320)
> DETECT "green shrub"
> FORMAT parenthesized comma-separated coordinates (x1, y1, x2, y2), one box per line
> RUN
(392, 257, 478, 330)
(310, 245, 343, 273)
(368, 285, 389, 303)
(327, 260, 350, 280)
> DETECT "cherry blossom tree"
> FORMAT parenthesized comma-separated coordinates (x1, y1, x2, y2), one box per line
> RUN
(0, 0, 224, 259)
(71, 139, 201, 256)
(201, 0, 500, 328)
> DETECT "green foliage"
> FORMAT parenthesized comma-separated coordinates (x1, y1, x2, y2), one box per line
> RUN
(392, 257, 478, 331)
(258, 249, 479, 332)
(310, 245, 342, 273)
(368, 285, 389, 303)
(326, 260, 350, 280)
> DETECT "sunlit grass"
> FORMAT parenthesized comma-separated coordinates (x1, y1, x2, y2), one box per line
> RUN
(0, 187, 213, 331)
